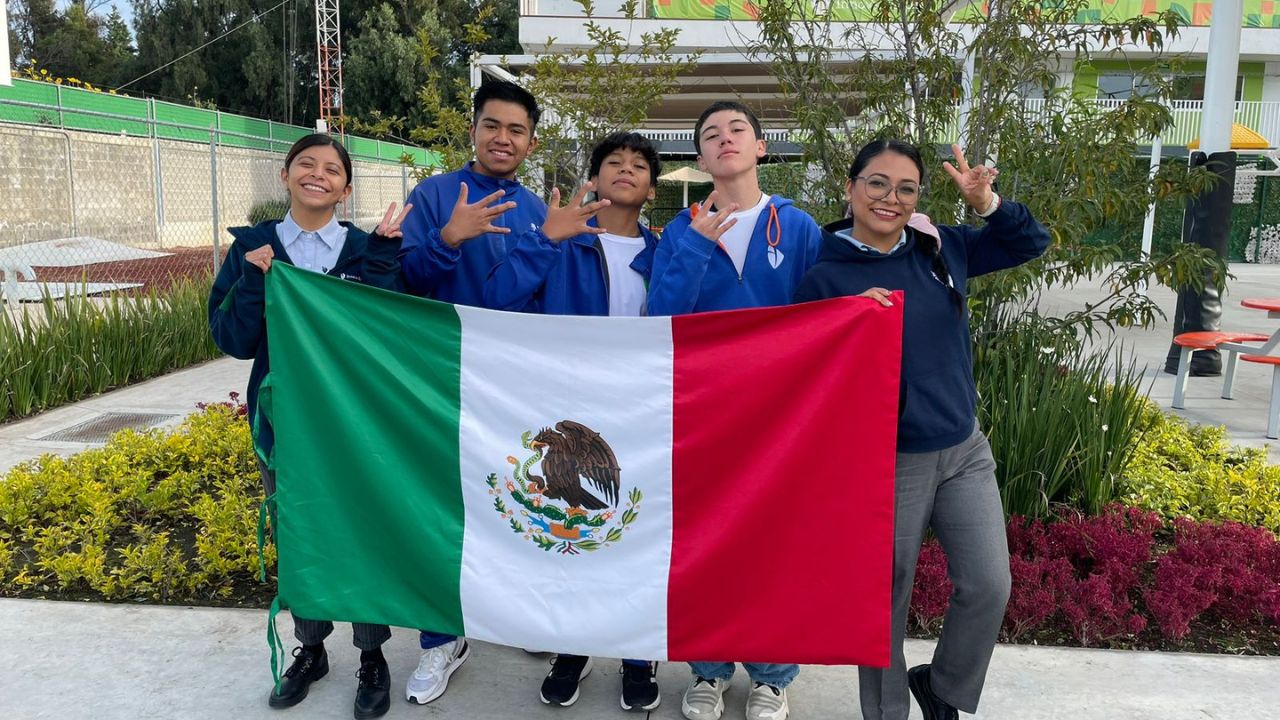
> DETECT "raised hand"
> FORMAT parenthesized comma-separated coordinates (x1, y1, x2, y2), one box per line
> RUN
(244, 244, 275, 274)
(942, 143, 998, 212)
(541, 183, 611, 242)
(440, 183, 518, 248)
(375, 202, 413, 239)
(690, 190, 740, 243)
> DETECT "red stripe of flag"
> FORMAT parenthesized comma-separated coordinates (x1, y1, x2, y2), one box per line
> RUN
(667, 294, 902, 666)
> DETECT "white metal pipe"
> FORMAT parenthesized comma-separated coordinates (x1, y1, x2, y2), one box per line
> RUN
(1198, 0, 1244, 154)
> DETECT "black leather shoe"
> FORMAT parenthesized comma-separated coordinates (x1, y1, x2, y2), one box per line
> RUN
(354, 659, 391, 719)
(907, 664, 958, 720)
(269, 646, 329, 708)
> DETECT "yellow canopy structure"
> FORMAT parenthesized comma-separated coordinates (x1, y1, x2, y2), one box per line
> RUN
(1187, 123, 1271, 150)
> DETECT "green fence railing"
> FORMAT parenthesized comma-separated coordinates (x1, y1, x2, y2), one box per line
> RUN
(0, 78, 440, 167)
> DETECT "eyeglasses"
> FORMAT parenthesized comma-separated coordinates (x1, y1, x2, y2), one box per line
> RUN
(854, 174, 921, 204)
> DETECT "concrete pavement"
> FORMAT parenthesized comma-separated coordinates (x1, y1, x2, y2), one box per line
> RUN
(0, 598, 1276, 719)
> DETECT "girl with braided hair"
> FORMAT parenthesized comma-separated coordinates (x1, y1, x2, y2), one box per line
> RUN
(794, 140, 1050, 720)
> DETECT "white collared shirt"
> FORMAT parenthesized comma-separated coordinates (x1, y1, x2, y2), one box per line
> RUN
(836, 228, 907, 256)
(277, 211, 348, 274)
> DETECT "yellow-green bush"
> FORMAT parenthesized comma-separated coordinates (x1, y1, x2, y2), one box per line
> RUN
(0, 403, 274, 602)
(1119, 402, 1280, 534)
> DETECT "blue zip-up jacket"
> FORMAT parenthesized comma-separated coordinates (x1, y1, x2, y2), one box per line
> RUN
(483, 219, 659, 315)
(207, 219, 397, 456)
(399, 162, 548, 307)
(793, 199, 1051, 453)
(646, 195, 822, 314)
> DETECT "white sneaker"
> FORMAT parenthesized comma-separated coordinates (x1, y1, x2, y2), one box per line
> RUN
(682, 676, 729, 720)
(745, 682, 789, 720)
(405, 639, 471, 704)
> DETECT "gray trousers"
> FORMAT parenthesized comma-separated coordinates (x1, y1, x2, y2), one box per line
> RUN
(258, 459, 391, 651)
(859, 427, 1011, 720)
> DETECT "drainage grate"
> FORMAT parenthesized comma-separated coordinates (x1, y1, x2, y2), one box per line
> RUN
(37, 412, 180, 443)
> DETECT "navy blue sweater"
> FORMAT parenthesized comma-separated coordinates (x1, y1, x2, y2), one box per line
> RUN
(208, 220, 399, 456)
(793, 200, 1050, 453)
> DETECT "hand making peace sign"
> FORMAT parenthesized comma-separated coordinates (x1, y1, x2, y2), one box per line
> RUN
(374, 202, 413, 239)
(942, 144, 999, 213)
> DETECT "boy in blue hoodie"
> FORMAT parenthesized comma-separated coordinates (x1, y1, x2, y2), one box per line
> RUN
(484, 131, 664, 711)
(484, 131, 658, 317)
(382, 79, 546, 706)
(646, 101, 822, 319)
(396, 80, 548, 307)
(647, 103, 821, 720)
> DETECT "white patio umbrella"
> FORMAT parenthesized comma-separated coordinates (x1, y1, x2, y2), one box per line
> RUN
(659, 166, 713, 207)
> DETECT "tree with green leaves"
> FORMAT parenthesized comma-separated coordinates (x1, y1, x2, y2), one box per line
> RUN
(744, 0, 1222, 338)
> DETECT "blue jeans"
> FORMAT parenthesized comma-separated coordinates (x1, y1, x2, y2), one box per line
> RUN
(688, 662, 799, 689)
(419, 631, 458, 649)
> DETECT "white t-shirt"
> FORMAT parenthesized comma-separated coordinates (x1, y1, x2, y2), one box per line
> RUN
(598, 232, 649, 317)
(714, 193, 769, 276)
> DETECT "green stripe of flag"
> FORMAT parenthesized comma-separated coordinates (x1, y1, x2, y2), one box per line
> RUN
(266, 264, 466, 634)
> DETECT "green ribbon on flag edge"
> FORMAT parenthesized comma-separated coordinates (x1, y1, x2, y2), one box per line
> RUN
(252, 369, 287, 692)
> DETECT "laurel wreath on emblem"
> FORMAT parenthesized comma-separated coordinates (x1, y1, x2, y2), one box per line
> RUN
(485, 423, 641, 555)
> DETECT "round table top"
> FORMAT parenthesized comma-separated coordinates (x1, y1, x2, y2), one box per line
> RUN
(1241, 298, 1280, 312)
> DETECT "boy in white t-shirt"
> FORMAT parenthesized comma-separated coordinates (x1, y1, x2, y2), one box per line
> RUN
(483, 132, 664, 711)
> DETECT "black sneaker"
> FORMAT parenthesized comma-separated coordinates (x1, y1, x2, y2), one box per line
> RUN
(354, 658, 391, 719)
(907, 664, 958, 720)
(620, 661, 661, 712)
(268, 645, 329, 708)
(539, 654, 593, 707)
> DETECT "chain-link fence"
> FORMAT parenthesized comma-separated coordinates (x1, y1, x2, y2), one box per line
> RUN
(1, 93, 430, 303)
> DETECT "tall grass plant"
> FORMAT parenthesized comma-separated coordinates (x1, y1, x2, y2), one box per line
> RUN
(0, 277, 219, 422)
(975, 311, 1151, 518)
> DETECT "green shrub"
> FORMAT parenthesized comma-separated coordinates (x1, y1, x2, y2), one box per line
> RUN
(1119, 404, 1280, 534)
(0, 276, 220, 422)
(0, 403, 273, 602)
(975, 313, 1150, 518)
(247, 199, 290, 224)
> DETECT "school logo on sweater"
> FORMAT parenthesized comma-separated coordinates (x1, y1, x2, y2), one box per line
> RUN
(487, 422, 641, 555)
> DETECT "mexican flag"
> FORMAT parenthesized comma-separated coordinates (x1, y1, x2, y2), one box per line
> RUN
(264, 263, 901, 666)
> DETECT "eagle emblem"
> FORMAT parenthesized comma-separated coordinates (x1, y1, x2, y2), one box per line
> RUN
(486, 421, 642, 555)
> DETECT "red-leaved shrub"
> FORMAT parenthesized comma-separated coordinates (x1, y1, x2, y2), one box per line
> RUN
(907, 505, 1279, 648)
(1144, 518, 1280, 639)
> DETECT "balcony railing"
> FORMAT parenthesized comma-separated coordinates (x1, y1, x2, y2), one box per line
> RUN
(640, 100, 1280, 150)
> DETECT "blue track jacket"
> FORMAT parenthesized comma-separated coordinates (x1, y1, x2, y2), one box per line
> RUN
(646, 195, 822, 315)
(399, 162, 548, 307)
(483, 219, 659, 315)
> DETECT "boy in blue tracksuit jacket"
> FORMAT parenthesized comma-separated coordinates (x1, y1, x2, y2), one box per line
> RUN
(646, 102, 822, 318)
(395, 80, 547, 307)
(483, 132, 659, 316)
(374, 80, 546, 708)
(485, 132, 667, 712)
(652, 102, 821, 720)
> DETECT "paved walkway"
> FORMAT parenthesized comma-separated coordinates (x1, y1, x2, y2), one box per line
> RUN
(1, 264, 1277, 719)
(0, 598, 1275, 719)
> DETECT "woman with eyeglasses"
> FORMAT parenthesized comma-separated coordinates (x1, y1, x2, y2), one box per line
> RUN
(795, 139, 1050, 720)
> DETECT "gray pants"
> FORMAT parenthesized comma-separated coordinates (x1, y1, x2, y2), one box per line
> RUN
(859, 427, 1011, 720)
(258, 459, 391, 651)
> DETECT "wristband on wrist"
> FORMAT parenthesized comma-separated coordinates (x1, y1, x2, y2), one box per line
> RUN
(977, 192, 1001, 218)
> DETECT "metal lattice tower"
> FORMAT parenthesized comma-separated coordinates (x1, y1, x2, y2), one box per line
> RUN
(315, 0, 343, 129)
